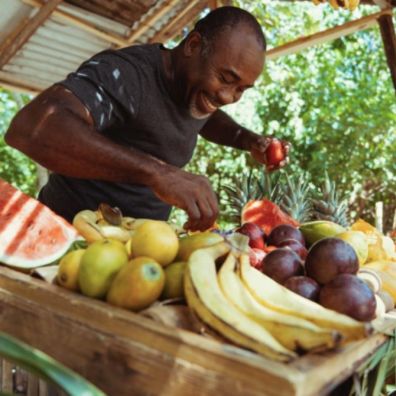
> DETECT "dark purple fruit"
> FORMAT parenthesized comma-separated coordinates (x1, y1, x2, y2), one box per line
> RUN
(319, 274, 376, 322)
(262, 248, 303, 284)
(267, 224, 305, 247)
(305, 237, 359, 285)
(284, 276, 320, 301)
(278, 239, 308, 260)
(235, 222, 265, 250)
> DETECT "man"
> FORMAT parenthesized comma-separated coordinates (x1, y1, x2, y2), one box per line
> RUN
(5, 6, 289, 231)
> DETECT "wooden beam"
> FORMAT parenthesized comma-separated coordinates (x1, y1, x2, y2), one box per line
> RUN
(377, 13, 396, 92)
(22, 0, 128, 47)
(267, 8, 393, 60)
(0, 77, 40, 95)
(0, 0, 63, 69)
(149, 0, 204, 44)
(127, 0, 180, 43)
(208, 0, 218, 9)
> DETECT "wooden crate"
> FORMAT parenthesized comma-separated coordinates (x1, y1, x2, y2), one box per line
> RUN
(0, 266, 391, 396)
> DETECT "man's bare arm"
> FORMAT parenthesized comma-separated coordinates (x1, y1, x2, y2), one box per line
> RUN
(5, 85, 218, 230)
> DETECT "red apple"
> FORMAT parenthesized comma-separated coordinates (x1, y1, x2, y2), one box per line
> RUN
(236, 222, 265, 250)
(249, 248, 266, 270)
(266, 139, 285, 167)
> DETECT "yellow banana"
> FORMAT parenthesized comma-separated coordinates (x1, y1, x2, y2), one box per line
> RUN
(184, 270, 294, 361)
(218, 252, 341, 352)
(239, 253, 371, 341)
(186, 243, 296, 361)
(73, 209, 131, 243)
(73, 210, 103, 242)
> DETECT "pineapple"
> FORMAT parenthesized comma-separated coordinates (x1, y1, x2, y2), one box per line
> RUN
(278, 174, 312, 223)
(311, 173, 349, 227)
(222, 169, 265, 225)
(222, 170, 312, 224)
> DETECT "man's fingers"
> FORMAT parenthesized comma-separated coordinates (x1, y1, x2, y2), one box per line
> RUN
(184, 194, 219, 231)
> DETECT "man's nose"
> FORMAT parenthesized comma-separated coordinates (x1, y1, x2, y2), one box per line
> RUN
(217, 88, 241, 106)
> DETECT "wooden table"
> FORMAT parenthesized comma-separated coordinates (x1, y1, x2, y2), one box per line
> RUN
(0, 266, 391, 396)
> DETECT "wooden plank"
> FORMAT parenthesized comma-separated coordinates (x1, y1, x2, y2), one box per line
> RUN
(127, 0, 181, 43)
(0, 0, 63, 69)
(27, 373, 39, 396)
(208, 0, 218, 9)
(377, 13, 396, 93)
(1, 359, 14, 393)
(149, 0, 204, 44)
(0, 73, 42, 95)
(0, 266, 390, 396)
(267, 8, 393, 60)
(22, 0, 128, 47)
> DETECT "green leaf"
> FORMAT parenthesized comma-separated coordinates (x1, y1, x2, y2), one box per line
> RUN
(0, 332, 106, 396)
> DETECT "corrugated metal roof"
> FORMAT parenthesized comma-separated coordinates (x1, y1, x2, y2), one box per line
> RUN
(0, 0, 215, 93)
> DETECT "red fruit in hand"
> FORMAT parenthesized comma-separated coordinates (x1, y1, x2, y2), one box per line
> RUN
(235, 222, 265, 250)
(266, 139, 285, 167)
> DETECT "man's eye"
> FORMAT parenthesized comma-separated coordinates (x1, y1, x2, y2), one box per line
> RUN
(220, 74, 233, 84)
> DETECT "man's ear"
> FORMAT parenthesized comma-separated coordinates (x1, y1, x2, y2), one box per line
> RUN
(183, 31, 203, 57)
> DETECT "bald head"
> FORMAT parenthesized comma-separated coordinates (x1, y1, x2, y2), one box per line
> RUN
(192, 6, 266, 55)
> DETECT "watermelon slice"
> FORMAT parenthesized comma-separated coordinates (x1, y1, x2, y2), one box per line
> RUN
(241, 199, 299, 236)
(0, 179, 78, 268)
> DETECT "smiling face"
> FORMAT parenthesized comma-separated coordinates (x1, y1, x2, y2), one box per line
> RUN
(179, 24, 265, 119)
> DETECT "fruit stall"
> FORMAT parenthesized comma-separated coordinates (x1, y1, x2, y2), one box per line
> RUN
(1, 0, 396, 395)
(1, 177, 396, 396)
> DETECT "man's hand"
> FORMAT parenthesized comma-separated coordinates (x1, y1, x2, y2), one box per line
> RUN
(151, 167, 219, 232)
(249, 135, 291, 172)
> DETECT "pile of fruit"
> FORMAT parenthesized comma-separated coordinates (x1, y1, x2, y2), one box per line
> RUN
(1, 179, 396, 363)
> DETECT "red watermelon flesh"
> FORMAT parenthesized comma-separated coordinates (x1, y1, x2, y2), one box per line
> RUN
(0, 179, 78, 268)
(241, 199, 299, 236)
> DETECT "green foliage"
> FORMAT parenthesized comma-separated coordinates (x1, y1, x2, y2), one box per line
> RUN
(0, 88, 36, 196)
(0, 331, 105, 395)
(1, 2, 396, 231)
(174, 2, 396, 230)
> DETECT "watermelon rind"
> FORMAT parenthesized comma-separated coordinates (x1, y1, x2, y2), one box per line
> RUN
(0, 180, 78, 269)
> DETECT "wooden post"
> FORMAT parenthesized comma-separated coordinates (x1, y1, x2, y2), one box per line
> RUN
(375, 201, 384, 233)
(377, 13, 396, 93)
(0, 0, 63, 69)
(1, 360, 14, 393)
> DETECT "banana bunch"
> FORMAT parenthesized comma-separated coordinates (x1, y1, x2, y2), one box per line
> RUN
(184, 242, 372, 361)
(312, 0, 360, 11)
(72, 203, 149, 243)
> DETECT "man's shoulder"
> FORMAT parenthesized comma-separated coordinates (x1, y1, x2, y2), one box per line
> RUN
(93, 43, 162, 68)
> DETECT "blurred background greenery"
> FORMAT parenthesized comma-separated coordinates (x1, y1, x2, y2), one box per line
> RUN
(0, 1, 395, 230)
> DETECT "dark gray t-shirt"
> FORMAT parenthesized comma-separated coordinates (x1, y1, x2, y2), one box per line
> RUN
(38, 44, 207, 222)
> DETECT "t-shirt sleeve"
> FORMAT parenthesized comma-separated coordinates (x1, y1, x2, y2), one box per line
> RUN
(58, 52, 142, 131)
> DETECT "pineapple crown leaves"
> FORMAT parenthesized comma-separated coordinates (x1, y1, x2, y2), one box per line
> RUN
(278, 173, 313, 223)
(311, 171, 350, 227)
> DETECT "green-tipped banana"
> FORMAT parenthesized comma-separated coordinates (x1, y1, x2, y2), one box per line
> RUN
(299, 220, 346, 245)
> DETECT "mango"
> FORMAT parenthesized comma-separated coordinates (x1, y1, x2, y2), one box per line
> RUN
(78, 239, 128, 298)
(299, 221, 346, 246)
(336, 230, 369, 266)
(176, 231, 224, 261)
(107, 257, 165, 311)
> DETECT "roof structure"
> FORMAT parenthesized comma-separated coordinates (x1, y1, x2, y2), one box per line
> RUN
(0, 0, 395, 94)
